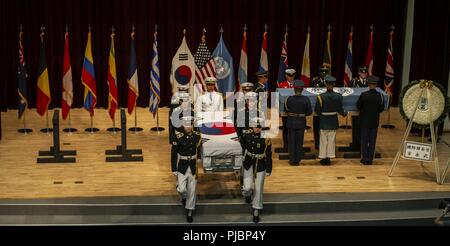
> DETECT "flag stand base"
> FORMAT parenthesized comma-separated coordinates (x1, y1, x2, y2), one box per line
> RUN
(85, 127, 99, 133)
(18, 128, 33, 133)
(107, 127, 121, 132)
(305, 125, 312, 130)
(40, 128, 53, 133)
(339, 125, 352, 129)
(150, 127, 165, 132)
(381, 124, 395, 129)
(128, 127, 143, 132)
(63, 128, 78, 133)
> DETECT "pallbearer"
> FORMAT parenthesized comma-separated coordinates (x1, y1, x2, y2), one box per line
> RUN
(315, 76, 347, 165)
(285, 80, 312, 165)
(240, 117, 272, 223)
(310, 66, 329, 149)
(234, 82, 254, 137)
(357, 76, 384, 165)
(169, 85, 190, 144)
(171, 116, 202, 223)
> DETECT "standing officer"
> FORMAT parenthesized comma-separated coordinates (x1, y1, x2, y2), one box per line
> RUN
(234, 82, 253, 136)
(171, 116, 202, 223)
(254, 71, 269, 93)
(278, 69, 295, 151)
(169, 85, 190, 144)
(351, 66, 369, 87)
(240, 117, 272, 223)
(310, 66, 329, 149)
(315, 76, 347, 165)
(195, 77, 224, 114)
(357, 76, 384, 165)
(278, 69, 296, 88)
(285, 80, 312, 165)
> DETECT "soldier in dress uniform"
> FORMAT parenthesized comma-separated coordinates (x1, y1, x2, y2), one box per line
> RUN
(314, 75, 347, 165)
(277, 68, 296, 88)
(285, 80, 312, 165)
(357, 76, 384, 165)
(278, 69, 296, 151)
(169, 85, 190, 144)
(234, 83, 255, 137)
(240, 117, 272, 223)
(253, 71, 268, 93)
(350, 66, 369, 88)
(310, 66, 329, 149)
(195, 77, 224, 114)
(171, 116, 202, 223)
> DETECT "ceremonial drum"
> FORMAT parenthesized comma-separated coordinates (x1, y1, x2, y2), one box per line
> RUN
(196, 111, 243, 173)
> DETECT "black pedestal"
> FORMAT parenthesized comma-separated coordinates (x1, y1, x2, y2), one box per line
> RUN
(63, 128, 78, 133)
(40, 128, 53, 133)
(85, 127, 100, 133)
(150, 127, 165, 132)
(18, 128, 33, 133)
(107, 127, 121, 132)
(381, 124, 395, 129)
(128, 127, 143, 132)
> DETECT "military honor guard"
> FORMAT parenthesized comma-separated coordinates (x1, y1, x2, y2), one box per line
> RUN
(169, 85, 190, 144)
(253, 71, 269, 93)
(356, 76, 384, 165)
(277, 68, 296, 88)
(285, 80, 312, 165)
(239, 117, 272, 223)
(195, 77, 224, 114)
(235, 83, 258, 138)
(310, 66, 330, 149)
(350, 66, 369, 87)
(171, 116, 202, 223)
(314, 76, 347, 165)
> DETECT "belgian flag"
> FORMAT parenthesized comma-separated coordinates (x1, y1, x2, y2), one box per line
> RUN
(36, 27, 51, 116)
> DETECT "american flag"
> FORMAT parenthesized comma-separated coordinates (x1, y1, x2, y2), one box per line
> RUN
(384, 28, 394, 97)
(194, 30, 216, 91)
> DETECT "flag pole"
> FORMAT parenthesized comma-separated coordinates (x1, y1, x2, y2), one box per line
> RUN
(85, 113, 99, 133)
(381, 25, 396, 129)
(40, 109, 53, 134)
(18, 109, 33, 134)
(129, 106, 143, 132)
(150, 105, 165, 132)
(150, 24, 164, 133)
(63, 111, 78, 134)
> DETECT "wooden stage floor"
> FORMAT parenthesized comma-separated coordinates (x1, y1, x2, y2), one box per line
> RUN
(0, 107, 449, 199)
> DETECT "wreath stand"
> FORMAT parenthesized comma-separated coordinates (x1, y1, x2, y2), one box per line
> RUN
(441, 158, 450, 184)
(389, 82, 441, 184)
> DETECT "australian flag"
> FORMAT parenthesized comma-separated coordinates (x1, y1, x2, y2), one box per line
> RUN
(18, 28, 28, 119)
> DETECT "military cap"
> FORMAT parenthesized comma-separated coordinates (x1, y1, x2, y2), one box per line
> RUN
(367, 75, 380, 84)
(250, 117, 265, 128)
(244, 92, 258, 100)
(178, 92, 191, 102)
(359, 66, 368, 73)
(255, 71, 269, 77)
(177, 85, 190, 92)
(324, 75, 336, 84)
(241, 82, 254, 89)
(285, 69, 296, 76)
(293, 79, 305, 88)
(205, 77, 217, 85)
(181, 116, 195, 126)
(319, 66, 329, 72)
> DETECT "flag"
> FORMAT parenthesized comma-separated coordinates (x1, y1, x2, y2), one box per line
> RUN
(343, 29, 353, 87)
(17, 28, 28, 119)
(277, 31, 288, 84)
(127, 29, 139, 115)
(107, 30, 118, 121)
(36, 29, 51, 116)
(258, 28, 269, 90)
(170, 32, 196, 94)
(322, 29, 332, 74)
(300, 30, 311, 87)
(194, 30, 216, 102)
(212, 32, 235, 95)
(238, 27, 248, 84)
(365, 29, 374, 76)
(194, 31, 216, 92)
(62, 30, 73, 120)
(149, 30, 160, 118)
(384, 29, 394, 97)
(82, 30, 97, 116)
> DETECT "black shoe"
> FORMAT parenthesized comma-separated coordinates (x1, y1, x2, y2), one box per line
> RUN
(253, 215, 260, 223)
(326, 158, 331, 165)
(289, 162, 299, 166)
(187, 214, 193, 223)
(182, 198, 186, 206)
(360, 159, 365, 164)
(245, 196, 252, 204)
(366, 160, 373, 165)
(320, 159, 326, 165)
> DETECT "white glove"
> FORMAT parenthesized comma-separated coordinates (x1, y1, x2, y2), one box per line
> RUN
(266, 172, 271, 177)
(172, 172, 178, 176)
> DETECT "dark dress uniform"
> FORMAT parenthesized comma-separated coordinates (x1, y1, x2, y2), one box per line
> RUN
(356, 76, 384, 164)
(285, 80, 312, 165)
(171, 123, 202, 222)
(235, 92, 260, 138)
(239, 121, 272, 223)
(314, 78, 346, 164)
(169, 90, 190, 144)
(310, 75, 326, 149)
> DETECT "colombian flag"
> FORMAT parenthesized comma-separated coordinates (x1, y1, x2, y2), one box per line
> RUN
(36, 30, 51, 116)
(82, 31, 97, 116)
(107, 30, 118, 121)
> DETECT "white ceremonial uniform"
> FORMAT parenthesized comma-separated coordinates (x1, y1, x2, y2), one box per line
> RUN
(195, 91, 224, 113)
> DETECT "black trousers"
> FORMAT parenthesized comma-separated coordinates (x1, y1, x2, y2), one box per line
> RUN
(360, 127, 378, 162)
(351, 115, 361, 149)
(313, 116, 320, 148)
(288, 127, 305, 164)
(282, 117, 288, 150)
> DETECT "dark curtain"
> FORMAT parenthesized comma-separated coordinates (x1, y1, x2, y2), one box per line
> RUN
(0, 0, 406, 112)
(409, 0, 450, 89)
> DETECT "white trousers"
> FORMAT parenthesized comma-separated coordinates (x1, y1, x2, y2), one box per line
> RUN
(177, 167, 197, 210)
(319, 130, 336, 159)
(242, 165, 265, 210)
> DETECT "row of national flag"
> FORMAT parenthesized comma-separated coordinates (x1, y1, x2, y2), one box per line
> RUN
(17, 25, 396, 121)
(17, 26, 161, 123)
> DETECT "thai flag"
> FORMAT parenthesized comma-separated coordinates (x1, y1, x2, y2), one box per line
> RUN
(238, 28, 248, 84)
(259, 28, 269, 90)
(365, 29, 374, 76)
(343, 30, 353, 87)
